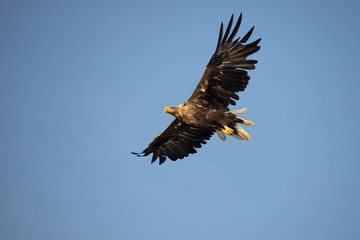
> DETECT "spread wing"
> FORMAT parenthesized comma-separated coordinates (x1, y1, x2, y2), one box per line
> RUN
(188, 13, 261, 110)
(132, 119, 214, 165)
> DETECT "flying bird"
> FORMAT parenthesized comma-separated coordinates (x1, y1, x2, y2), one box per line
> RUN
(132, 13, 261, 164)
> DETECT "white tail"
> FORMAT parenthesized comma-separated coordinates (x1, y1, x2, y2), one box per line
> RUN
(217, 107, 254, 141)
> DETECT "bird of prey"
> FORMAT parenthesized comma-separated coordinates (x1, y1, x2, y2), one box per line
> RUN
(132, 13, 261, 164)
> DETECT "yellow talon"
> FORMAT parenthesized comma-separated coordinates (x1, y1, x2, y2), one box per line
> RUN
(222, 126, 234, 135)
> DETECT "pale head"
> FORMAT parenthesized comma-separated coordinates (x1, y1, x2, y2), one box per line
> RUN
(164, 105, 179, 117)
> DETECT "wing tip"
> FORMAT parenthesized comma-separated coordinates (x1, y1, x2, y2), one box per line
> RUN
(131, 152, 144, 157)
(216, 22, 224, 51)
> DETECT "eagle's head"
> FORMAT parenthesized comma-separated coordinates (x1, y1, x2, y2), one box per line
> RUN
(164, 105, 180, 117)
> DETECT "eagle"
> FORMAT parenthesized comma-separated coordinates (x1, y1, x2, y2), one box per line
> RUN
(132, 13, 261, 164)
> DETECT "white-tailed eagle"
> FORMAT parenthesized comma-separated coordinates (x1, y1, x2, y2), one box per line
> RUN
(132, 13, 261, 164)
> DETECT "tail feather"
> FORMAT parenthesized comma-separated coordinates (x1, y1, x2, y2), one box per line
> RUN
(230, 108, 247, 115)
(233, 124, 252, 140)
(216, 130, 226, 141)
(236, 117, 255, 126)
(232, 133, 244, 140)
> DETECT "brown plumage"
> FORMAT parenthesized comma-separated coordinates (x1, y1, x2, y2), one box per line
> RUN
(132, 13, 261, 164)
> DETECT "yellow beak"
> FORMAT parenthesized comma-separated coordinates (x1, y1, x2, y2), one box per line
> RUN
(164, 106, 169, 113)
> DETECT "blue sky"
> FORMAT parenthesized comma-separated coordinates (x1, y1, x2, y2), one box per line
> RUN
(1, 0, 360, 239)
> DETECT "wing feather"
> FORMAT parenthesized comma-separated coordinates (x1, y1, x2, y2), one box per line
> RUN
(188, 13, 261, 110)
(221, 14, 233, 45)
(132, 119, 214, 164)
(227, 13, 242, 42)
(239, 26, 254, 43)
(215, 23, 224, 52)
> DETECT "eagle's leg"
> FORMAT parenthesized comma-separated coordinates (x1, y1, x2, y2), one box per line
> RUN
(236, 117, 255, 126)
(222, 126, 234, 135)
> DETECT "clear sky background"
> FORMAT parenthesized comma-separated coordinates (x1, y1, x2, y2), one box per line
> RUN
(1, 0, 360, 239)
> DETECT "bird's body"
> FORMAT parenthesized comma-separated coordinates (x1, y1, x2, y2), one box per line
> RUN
(169, 102, 235, 129)
(132, 13, 261, 164)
